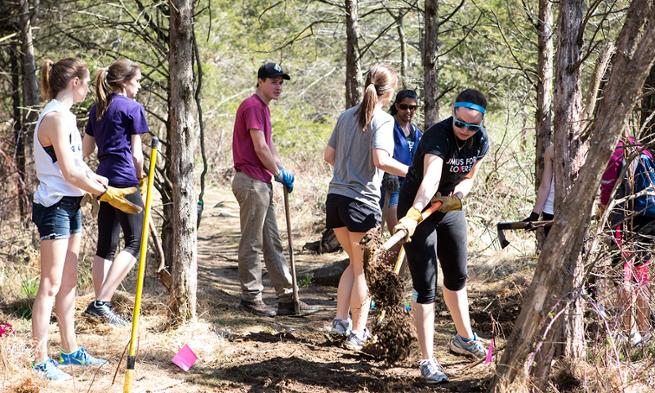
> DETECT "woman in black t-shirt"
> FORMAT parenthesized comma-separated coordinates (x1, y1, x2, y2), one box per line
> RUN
(394, 89, 489, 384)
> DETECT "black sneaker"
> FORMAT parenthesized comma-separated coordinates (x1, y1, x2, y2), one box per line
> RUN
(84, 301, 129, 326)
(277, 300, 322, 316)
(240, 300, 276, 317)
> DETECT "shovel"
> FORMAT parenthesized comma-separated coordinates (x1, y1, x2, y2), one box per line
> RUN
(369, 200, 442, 323)
(379, 200, 444, 252)
(283, 188, 300, 315)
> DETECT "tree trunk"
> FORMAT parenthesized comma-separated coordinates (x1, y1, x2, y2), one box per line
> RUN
(19, 0, 39, 223)
(549, 0, 586, 370)
(11, 41, 27, 220)
(534, 0, 554, 251)
(344, 0, 362, 108)
(397, 13, 407, 88)
(422, 0, 439, 128)
(490, 0, 655, 390)
(168, 0, 198, 323)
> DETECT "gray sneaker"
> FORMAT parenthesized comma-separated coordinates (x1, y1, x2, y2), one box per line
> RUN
(344, 328, 370, 351)
(330, 318, 352, 337)
(84, 301, 129, 326)
(450, 333, 487, 359)
(419, 358, 448, 384)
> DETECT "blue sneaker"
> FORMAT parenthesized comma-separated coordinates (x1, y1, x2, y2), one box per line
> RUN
(449, 333, 488, 359)
(59, 347, 108, 366)
(33, 358, 72, 381)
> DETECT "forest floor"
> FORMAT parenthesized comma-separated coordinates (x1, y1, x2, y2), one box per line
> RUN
(0, 186, 537, 393)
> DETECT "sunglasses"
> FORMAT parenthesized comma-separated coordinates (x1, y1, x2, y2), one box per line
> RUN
(397, 103, 418, 111)
(453, 116, 483, 132)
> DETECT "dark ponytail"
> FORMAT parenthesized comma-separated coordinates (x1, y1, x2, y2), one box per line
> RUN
(356, 64, 397, 130)
(94, 58, 141, 118)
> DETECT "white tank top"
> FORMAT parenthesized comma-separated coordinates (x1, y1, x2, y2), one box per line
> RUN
(543, 177, 555, 215)
(33, 99, 85, 207)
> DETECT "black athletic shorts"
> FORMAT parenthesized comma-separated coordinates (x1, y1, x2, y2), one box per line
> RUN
(325, 193, 381, 233)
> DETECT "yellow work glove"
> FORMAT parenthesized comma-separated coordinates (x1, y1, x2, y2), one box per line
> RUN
(98, 186, 142, 214)
(139, 176, 148, 202)
(431, 192, 463, 213)
(394, 207, 423, 242)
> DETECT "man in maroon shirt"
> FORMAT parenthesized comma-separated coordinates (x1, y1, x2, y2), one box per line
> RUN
(231, 63, 316, 317)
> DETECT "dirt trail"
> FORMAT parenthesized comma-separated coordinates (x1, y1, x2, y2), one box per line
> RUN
(1, 186, 530, 392)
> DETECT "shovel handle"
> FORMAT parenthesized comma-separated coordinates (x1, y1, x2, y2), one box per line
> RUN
(382, 200, 443, 251)
(283, 188, 300, 314)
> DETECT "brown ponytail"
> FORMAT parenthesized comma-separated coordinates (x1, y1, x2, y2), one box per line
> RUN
(40, 60, 54, 101)
(39, 58, 88, 100)
(94, 58, 141, 118)
(356, 64, 397, 130)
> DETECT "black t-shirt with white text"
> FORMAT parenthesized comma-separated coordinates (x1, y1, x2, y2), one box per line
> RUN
(403, 116, 489, 196)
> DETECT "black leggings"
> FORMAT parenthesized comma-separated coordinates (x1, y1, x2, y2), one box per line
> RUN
(397, 192, 468, 304)
(542, 212, 554, 237)
(96, 190, 144, 260)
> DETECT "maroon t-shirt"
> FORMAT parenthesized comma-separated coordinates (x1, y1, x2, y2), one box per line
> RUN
(232, 94, 273, 183)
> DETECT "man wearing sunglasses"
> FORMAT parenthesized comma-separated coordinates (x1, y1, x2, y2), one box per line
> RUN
(393, 89, 490, 383)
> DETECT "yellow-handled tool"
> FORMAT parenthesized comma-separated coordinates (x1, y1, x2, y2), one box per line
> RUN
(124, 137, 159, 393)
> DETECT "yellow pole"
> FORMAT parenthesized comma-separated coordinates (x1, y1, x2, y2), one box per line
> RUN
(124, 137, 159, 393)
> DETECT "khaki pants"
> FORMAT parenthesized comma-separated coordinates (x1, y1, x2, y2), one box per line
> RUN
(231, 171, 293, 303)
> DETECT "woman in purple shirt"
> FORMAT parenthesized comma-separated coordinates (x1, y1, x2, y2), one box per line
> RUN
(82, 59, 150, 326)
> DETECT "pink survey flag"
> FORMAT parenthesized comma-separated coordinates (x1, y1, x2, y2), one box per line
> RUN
(172, 344, 198, 371)
(485, 336, 495, 365)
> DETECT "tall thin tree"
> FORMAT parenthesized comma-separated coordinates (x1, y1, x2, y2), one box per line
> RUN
(345, 0, 362, 108)
(422, 0, 438, 128)
(168, 0, 198, 322)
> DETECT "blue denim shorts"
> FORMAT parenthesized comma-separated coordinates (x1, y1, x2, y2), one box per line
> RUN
(380, 189, 400, 208)
(32, 196, 83, 240)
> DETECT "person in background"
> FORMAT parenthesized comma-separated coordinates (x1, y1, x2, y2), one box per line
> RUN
(325, 64, 408, 351)
(523, 144, 554, 236)
(395, 89, 490, 383)
(82, 59, 149, 326)
(231, 63, 318, 317)
(599, 135, 654, 346)
(31, 57, 138, 381)
(380, 89, 423, 233)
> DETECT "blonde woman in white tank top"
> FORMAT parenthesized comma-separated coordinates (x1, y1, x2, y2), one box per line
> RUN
(30, 58, 134, 381)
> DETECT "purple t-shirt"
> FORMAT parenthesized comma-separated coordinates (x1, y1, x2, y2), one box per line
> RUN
(232, 94, 273, 183)
(85, 94, 149, 187)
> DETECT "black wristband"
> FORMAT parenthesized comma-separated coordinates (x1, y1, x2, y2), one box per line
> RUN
(527, 211, 540, 221)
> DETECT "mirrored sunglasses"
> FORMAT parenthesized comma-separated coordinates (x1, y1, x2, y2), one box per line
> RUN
(453, 117, 483, 132)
